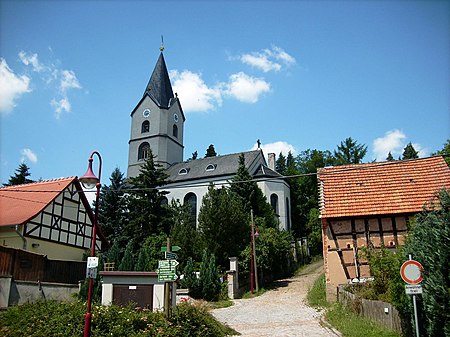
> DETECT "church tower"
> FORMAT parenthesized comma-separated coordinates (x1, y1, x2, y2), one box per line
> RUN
(127, 50, 185, 178)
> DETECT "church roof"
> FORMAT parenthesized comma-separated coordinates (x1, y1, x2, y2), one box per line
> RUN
(144, 52, 174, 108)
(165, 150, 279, 184)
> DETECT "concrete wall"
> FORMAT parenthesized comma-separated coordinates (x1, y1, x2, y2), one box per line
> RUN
(0, 276, 78, 308)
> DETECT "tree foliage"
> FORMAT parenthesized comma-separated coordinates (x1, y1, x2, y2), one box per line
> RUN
(205, 144, 217, 157)
(403, 189, 450, 336)
(4, 163, 34, 186)
(334, 137, 367, 165)
(198, 185, 249, 269)
(97, 167, 128, 243)
(402, 142, 419, 160)
(431, 139, 450, 166)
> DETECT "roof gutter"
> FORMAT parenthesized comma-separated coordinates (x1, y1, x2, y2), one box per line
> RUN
(14, 225, 27, 250)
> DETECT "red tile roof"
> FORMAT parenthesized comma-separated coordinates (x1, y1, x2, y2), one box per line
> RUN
(318, 156, 450, 219)
(0, 177, 77, 226)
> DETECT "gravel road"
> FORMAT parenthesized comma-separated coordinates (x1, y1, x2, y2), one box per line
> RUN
(211, 260, 341, 337)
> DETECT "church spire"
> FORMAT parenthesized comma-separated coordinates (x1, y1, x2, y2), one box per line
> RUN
(143, 50, 174, 109)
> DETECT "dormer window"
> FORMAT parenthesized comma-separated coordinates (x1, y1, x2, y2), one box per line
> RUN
(178, 168, 189, 175)
(205, 164, 216, 172)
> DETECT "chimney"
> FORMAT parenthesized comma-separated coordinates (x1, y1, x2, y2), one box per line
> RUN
(268, 153, 276, 171)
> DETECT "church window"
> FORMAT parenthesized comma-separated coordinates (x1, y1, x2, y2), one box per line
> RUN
(160, 196, 168, 206)
(205, 164, 216, 172)
(173, 124, 178, 138)
(178, 168, 189, 175)
(138, 142, 150, 161)
(141, 120, 150, 133)
(286, 197, 291, 230)
(270, 194, 279, 215)
(184, 193, 197, 226)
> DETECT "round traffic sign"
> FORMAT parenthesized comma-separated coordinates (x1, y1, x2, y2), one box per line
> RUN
(400, 260, 423, 284)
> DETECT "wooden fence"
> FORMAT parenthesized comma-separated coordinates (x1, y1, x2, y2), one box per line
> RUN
(0, 246, 85, 284)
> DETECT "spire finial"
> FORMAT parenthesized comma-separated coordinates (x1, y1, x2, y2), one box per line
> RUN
(160, 35, 165, 52)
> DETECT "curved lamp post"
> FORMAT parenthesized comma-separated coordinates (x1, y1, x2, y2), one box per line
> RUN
(79, 151, 102, 337)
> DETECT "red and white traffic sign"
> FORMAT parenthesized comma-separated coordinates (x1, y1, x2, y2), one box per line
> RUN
(400, 260, 423, 284)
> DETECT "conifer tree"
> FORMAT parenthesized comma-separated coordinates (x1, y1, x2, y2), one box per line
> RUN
(402, 142, 419, 160)
(205, 144, 217, 157)
(334, 137, 367, 165)
(386, 152, 394, 161)
(126, 149, 171, 252)
(4, 163, 34, 186)
(275, 152, 287, 175)
(118, 241, 135, 271)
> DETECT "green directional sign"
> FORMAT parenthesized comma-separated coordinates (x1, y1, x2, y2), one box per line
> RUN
(165, 251, 178, 260)
(158, 259, 179, 282)
(160, 245, 181, 252)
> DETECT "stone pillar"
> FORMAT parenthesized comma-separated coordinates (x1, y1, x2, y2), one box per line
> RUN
(227, 257, 239, 299)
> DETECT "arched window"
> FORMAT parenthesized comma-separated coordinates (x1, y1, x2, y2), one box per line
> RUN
(270, 194, 279, 215)
(138, 142, 150, 161)
(141, 120, 150, 133)
(286, 197, 291, 231)
(183, 192, 197, 226)
(173, 124, 178, 138)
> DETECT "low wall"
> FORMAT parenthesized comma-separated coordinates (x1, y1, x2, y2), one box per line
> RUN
(1, 275, 79, 308)
(338, 286, 402, 333)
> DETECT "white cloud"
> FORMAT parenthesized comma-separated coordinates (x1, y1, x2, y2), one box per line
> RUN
(21, 148, 38, 163)
(51, 97, 71, 118)
(373, 129, 406, 161)
(373, 129, 429, 160)
(60, 70, 81, 92)
(19, 51, 44, 72)
(239, 46, 296, 72)
(170, 70, 222, 112)
(224, 72, 270, 103)
(0, 59, 31, 114)
(251, 141, 297, 158)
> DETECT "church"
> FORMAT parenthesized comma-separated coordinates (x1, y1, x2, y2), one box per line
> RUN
(126, 50, 291, 230)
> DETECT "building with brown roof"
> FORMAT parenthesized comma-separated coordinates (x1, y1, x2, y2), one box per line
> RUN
(0, 177, 107, 261)
(317, 156, 450, 300)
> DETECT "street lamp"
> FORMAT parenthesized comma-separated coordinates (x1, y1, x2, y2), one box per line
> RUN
(79, 151, 102, 337)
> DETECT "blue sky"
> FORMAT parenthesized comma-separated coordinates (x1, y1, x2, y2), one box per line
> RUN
(1, 0, 449, 185)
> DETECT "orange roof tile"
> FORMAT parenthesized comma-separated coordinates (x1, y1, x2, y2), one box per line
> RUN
(0, 177, 77, 226)
(318, 156, 450, 219)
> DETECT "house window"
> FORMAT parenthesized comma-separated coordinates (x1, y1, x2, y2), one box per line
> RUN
(138, 142, 150, 161)
(270, 194, 279, 215)
(184, 193, 197, 226)
(141, 120, 150, 133)
(173, 124, 178, 138)
(205, 164, 216, 172)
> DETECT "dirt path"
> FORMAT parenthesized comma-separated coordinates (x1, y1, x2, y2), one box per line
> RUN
(211, 260, 341, 337)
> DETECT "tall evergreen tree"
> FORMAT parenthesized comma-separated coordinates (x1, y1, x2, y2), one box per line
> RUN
(4, 163, 34, 186)
(97, 167, 128, 243)
(126, 149, 172, 252)
(229, 154, 275, 227)
(333, 137, 367, 165)
(118, 241, 135, 271)
(198, 185, 249, 269)
(275, 152, 287, 175)
(205, 144, 217, 157)
(386, 152, 395, 161)
(402, 142, 419, 160)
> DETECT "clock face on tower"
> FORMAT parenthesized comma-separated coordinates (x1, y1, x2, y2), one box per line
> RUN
(174, 113, 179, 122)
(143, 109, 151, 118)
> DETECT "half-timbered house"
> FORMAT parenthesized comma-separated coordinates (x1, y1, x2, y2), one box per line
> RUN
(318, 156, 450, 300)
(0, 177, 108, 261)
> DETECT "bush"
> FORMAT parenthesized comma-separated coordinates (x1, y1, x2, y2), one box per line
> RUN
(0, 300, 236, 337)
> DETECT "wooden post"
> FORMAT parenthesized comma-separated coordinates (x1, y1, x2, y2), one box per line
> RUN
(164, 237, 171, 318)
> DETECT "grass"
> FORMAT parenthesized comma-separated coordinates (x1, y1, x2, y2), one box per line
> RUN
(307, 273, 402, 337)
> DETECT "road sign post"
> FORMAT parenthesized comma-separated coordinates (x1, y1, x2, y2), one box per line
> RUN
(401, 255, 423, 337)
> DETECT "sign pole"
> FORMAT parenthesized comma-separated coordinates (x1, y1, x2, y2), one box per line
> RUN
(409, 255, 420, 337)
(165, 237, 171, 319)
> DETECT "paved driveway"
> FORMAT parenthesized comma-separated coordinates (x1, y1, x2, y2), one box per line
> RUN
(212, 260, 341, 337)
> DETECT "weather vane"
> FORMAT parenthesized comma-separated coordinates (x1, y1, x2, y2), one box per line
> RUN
(160, 35, 164, 52)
